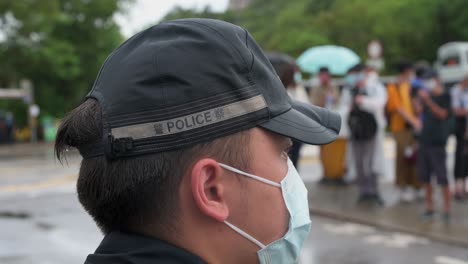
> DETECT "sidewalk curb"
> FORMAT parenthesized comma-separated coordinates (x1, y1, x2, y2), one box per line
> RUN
(309, 207, 468, 249)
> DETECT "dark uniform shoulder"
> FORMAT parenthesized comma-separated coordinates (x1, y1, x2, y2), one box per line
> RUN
(85, 232, 206, 264)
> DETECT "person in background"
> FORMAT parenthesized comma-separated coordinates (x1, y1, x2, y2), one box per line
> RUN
(310, 67, 341, 182)
(416, 70, 452, 222)
(411, 64, 430, 120)
(411, 64, 430, 94)
(365, 66, 387, 182)
(386, 61, 422, 203)
(268, 54, 309, 167)
(451, 75, 468, 200)
(310, 67, 339, 109)
(339, 65, 364, 184)
(5, 112, 14, 143)
(348, 66, 387, 205)
(0, 112, 6, 144)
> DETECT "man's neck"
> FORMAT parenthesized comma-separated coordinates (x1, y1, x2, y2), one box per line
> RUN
(173, 218, 257, 264)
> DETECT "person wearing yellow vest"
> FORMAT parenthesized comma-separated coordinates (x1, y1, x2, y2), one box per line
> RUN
(386, 62, 422, 203)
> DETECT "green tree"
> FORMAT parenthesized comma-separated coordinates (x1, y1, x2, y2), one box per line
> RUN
(162, 0, 333, 58)
(0, 0, 132, 125)
(313, 0, 440, 69)
(162, 0, 468, 74)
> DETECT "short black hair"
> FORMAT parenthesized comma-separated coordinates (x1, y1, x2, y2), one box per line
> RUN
(55, 99, 251, 235)
(271, 63, 297, 88)
(415, 66, 428, 78)
(267, 53, 298, 88)
(347, 63, 364, 73)
(421, 69, 438, 80)
(396, 60, 413, 74)
(319, 67, 330, 73)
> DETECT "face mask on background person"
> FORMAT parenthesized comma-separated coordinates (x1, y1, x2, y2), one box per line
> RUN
(219, 158, 311, 264)
(294, 72, 302, 85)
(424, 79, 437, 92)
(355, 72, 366, 88)
(344, 73, 357, 87)
(365, 71, 379, 86)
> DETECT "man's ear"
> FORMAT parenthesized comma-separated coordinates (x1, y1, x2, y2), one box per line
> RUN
(191, 158, 229, 222)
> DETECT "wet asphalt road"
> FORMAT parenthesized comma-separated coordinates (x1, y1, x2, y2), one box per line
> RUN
(1, 141, 468, 264)
(1, 183, 468, 263)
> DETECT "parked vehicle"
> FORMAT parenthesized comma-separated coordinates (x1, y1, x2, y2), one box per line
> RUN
(435, 42, 468, 89)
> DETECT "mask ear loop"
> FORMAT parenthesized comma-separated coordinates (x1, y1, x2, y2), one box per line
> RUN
(224, 221, 266, 249)
(219, 163, 281, 250)
(218, 163, 281, 188)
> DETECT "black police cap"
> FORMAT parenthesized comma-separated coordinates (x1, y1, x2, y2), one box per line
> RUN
(78, 19, 341, 159)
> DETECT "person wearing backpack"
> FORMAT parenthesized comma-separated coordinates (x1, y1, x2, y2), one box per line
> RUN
(386, 62, 422, 203)
(451, 75, 468, 201)
(347, 66, 387, 205)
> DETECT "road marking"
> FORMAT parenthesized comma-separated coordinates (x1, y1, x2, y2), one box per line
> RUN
(0, 174, 77, 193)
(364, 233, 429, 248)
(435, 256, 468, 264)
(323, 223, 376, 235)
(323, 223, 431, 249)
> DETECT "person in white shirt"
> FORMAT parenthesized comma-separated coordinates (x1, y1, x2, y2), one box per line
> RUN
(346, 66, 387, 205)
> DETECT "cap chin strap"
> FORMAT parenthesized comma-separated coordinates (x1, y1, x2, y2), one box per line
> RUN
(224, 221, 266, 249)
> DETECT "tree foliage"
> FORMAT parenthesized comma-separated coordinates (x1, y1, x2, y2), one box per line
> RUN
(2, 0, 468, 126)
(0, 0, 132, 125)
(162, 0, 468, 70)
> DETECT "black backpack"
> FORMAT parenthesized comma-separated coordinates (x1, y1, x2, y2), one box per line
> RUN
(347, 88, 378, 141)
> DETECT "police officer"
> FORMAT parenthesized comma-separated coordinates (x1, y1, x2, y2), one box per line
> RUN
(55, 19, 340, 264)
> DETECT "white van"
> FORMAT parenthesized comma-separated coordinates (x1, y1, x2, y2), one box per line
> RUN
(435, 42, 468, 88)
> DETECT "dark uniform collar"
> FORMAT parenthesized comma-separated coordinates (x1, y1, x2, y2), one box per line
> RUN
(85, 231, 206, 264)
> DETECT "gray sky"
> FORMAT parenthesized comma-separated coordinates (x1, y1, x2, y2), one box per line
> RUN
(115, 0, 229, 37)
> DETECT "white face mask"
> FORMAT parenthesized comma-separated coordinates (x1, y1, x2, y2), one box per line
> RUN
(219, 158, 311, 264)
(294, 72, 302, 84)
(366, 71, 379, 84)
(424, 79, 438, 91)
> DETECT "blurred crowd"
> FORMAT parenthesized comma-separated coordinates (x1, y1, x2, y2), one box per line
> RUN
(269, 54, 468, 223)
(0, 111, 15, 144)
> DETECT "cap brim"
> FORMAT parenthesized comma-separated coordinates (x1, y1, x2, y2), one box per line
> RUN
(258, 100, 341, 145)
